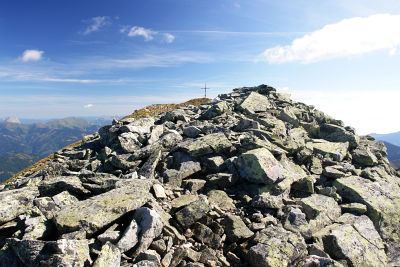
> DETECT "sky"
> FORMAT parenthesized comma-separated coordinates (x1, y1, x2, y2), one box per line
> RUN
(1, 0, 400, 134)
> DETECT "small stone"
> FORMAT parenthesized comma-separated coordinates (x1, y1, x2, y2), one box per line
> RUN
(340, 203, 367, 215)
(182, 179, 207, 193)
(224, 214, 254, 242)
(175, 195, 210, 227)
(152, 184, 167, 198)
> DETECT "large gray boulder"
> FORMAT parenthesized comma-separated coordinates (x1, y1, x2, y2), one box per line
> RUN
(234, 148, 284, 184)
(54, 179, 152, 235)
(0, 187, 39, 224)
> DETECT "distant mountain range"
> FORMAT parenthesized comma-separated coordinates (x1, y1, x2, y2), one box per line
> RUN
(0, 117, 111, 182)
(370, 132, 400, 169)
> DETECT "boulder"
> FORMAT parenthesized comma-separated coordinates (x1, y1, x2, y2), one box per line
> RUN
(307, 139, 349, 162)
(224, 214, 254, 242)
(0, 187, 39, 224)
(54, 179, 152, 235)
(175, 195, 209, 227)
(334, 176, 400, 263)
(324, 215, 387, 267)
(8, 238, 91, 267)
(180, 132, 233, 157)
(234, 148, 284, 184)
(248, 225, 307, 267)
(93, 242, 121, 267)
(238, 92, 272, 113)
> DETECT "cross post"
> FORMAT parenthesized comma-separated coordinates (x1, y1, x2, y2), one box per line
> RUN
(201, 83, 210, 98)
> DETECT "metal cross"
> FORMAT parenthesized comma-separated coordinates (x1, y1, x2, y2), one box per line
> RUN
(201, 83, 210, 98)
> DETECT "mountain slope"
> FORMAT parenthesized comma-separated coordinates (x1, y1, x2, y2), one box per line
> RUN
(0, 153, 40, 183)
(370, 131, 400, 146)
(383, 141, 400, 169)
(0, 117, 101, 157)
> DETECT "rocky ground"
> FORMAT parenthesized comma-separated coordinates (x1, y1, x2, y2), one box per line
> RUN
(1, 85, 400, 267)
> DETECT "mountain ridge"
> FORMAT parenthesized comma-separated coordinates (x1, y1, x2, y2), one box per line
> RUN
(1, 85, 399, 266)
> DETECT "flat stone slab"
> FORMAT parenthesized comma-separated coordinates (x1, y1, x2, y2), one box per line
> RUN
(0, 187, 39, 224)
(54, 179, 152, 236)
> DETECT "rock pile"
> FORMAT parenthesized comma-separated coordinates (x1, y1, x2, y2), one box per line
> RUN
(1, 85, 400, 267)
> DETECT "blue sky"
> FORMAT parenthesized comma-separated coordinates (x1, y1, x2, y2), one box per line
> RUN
(1, 0, 400, 134)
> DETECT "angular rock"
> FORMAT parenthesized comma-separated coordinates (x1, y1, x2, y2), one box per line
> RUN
(152, 184, 166, 198)
(180, 132, 233, 157)
(224, 214, 254, 242)
(131, 207, 163, 258)
(8, 238, 91, 267)
(38, 176, 91, 197)
(334, 176, 400, 262)
(296, 255, 344, 267)
(307, 139, 349, 162)
(282, 207, 312, 239)
(238, 92, 272, 113)
(324, 215, 387, 267)
(340, 203, 367, 215)
(139, 150, 162, 179)
(118, 132, 141, 153)
(175, 195, 209, 227)
(234, 148, 284, 184)
(299, 194, 341, 233)
(93, 242, 121, 267)
(117, 218, 139, 253)
(248, 225, 307, 267)
(183, 126, 202, 138)
(207, 190, 235, 211)
(352, 147, 378, 167)
(54, 179, 152, 236)
(0, 187, 39, 225)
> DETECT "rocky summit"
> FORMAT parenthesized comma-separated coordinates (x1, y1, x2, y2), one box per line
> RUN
(1, 84, 400, 267)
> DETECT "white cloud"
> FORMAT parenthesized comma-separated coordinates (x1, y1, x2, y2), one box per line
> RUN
(128, 26, 157, 41)
(84, 104, 94, 108)
(42, 78, 99, 83)
(82, 16, 110, 35)
(259, 14, 400, 63)
(281, 87, 400, 135)
(20, 50, 44, 62)
(164, 33, 175, 43)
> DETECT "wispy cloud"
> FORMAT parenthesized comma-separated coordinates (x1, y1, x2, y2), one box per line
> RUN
(164, 30, 307, 36)
(82, 16, 111, 35)
(127, 26, 157, 41)
(102, 51, 213, 68)
(20, 50, 44, 62)
(84, 104, 94, 108)
(42, 78, 100, 83)
(164, 33, 175, 43)
(259, 13, 400, 63)
(122, 26, 175, 43)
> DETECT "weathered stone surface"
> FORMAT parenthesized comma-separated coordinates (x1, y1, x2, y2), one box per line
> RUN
(318, 123, 359, 148)
(175, 195, 209, 227)
(8, 238, 91, 267)
(248, 225, 307, 267)
(334, 176, 400, 263)
(283, 207, 312, 239)
(352, 147, 378, 167)
(307, 139, 349, 162)
(52, 190, 79, 207)
(54, 179, 152, 235)
(299, 194, 341, 233)
(324, 215, 387, 267)
(296, 255, 344, 267)
(118, 132, 141, 153)
(38, 176, 91, 197)
(180, 132, 233, 157)
(207, 190, 235, 211)
(152, 184, 166, 198)
(131, 207, 163, 258)
(238, 92, 272, 113)
(93, 242, 121, 267)
(0, 187, 39, 224)
(340, 203, 367, 215)
(224, 214, 254, 242)
(234, 148, 284, 184)
(117, 217, 139, 253)
(165, 160, 202, 187)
